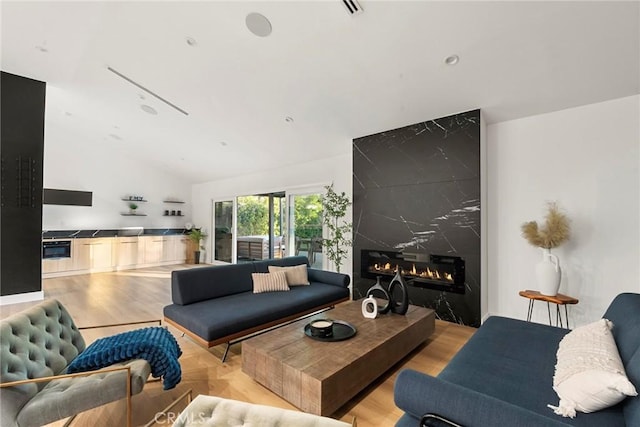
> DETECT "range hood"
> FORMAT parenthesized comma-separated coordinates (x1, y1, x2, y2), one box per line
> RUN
(43, 188, 92, 206)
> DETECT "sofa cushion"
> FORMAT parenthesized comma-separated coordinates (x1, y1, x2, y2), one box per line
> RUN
(252, 272, 290, 293)
(163, 283, 349, 343)
(550, 319, 637, 418)
(252, 255, 310, 273)
(171, 263, 255, 305)
(602, 293, 640, 426)
(173, 394, 351, 427)
(623, 350, 640, 426)
(17, 359, 150, 427)
(438, 316, 567, 413)
(269, 264, 310, 286)
(308, 268, 351, 288)
(603, 293, 640, 365)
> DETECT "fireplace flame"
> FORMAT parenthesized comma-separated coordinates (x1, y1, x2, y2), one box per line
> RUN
(369, 261, 453, 283)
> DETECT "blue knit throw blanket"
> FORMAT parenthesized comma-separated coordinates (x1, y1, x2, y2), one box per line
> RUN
(67, 327, 182, 390)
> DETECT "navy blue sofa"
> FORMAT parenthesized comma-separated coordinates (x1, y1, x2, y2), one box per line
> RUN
(394, 293, 640, 427)
(163, 256, 350, 359)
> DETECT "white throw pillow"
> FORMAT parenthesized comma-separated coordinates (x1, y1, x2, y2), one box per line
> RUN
(252, 271, 290, 293)
(268, 264, 310, 286)
(549, 318, 637, 418)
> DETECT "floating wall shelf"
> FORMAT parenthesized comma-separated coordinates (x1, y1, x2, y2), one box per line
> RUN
(163, 200, 185, 204)
(121, 213, 147, 216)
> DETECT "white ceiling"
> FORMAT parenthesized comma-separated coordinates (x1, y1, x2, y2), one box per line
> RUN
(2, 1, 639, 184)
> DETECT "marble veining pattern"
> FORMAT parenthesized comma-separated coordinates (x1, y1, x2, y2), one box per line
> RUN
(352, 110, 481, 327)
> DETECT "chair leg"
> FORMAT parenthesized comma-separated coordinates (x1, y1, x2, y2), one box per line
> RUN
(126, 366, 132, 427)
(62, 415, 77, 427)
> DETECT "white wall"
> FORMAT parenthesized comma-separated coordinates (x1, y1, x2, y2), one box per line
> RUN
(191, 151, 353, 273)
(487, 95, 640, 326)
(43, 122, 192, 230)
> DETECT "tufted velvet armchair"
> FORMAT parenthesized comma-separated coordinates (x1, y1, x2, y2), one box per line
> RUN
(0, 299, 154, 427)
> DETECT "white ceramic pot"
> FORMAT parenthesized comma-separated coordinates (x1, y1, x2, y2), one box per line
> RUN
(536, 248, 561, 296)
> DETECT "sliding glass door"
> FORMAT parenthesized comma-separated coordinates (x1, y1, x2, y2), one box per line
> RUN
(213, 200, 234, 263)
(287, 192, 323, 268)
(236, 192, 286, 262)
(212, 189, 323, 267)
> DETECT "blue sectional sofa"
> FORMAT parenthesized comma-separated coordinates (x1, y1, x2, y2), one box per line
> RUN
(163, 256, 350, 360)
(394, 293, 640, 427)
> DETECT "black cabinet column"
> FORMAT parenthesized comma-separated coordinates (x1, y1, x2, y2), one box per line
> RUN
(1, 72, 46, 296)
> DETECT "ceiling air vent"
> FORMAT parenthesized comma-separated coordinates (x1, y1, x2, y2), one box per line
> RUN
(342, 0, 363, 16)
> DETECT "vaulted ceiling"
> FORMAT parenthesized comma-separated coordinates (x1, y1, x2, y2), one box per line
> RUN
(2, 1, 638, 183)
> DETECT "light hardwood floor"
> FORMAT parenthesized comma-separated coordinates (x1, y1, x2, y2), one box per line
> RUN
(0, 265, 476, 427)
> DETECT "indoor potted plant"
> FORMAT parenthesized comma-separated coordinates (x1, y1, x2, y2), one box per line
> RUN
(521, 202, 570, 296)
(187, 228, 206, 264)
(128, 202, 138, 214)
(321, 184, 352, 273)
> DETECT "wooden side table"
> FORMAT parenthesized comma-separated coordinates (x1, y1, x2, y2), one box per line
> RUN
(519, 290, 579, 328)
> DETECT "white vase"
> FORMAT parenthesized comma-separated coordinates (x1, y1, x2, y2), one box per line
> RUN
(535, 248, 561, 296)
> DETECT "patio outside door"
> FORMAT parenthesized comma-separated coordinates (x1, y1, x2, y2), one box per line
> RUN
(287, 192, 323, 269)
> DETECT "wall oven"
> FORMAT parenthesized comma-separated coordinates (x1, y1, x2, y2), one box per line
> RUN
(42, 240, 72, 259)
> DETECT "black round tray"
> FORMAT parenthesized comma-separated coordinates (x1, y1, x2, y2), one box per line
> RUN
(304, 320, 357, 342)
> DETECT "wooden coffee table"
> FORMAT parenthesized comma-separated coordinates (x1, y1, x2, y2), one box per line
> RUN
(242, 301, 435, 416)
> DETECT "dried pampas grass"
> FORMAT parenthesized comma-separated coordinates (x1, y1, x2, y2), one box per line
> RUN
(521, 202, 570, 249)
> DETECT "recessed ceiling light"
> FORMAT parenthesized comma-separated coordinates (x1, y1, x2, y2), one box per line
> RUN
(246, 13, 272, 37)
(185, 37, 197, 47)
(140, 104, 158, 115)
(444, 55, 460, 66)
(285, 116, 294, 123)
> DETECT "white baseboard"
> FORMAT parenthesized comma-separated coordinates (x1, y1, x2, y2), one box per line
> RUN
(0, 291, 44, 306)
(481, 312, 492, 324)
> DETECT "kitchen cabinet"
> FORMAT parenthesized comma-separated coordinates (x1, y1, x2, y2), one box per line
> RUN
(72, 239, 91, 271)
(162, 235, 188, 262)
(141, 235, 187, 264)
(174, 236, 188, 262)
(140, 236, 164, 265)
(42, 233, 188, 278)
(73, 238, 113, 271)
(42, 257, 73, 274)
(116, 237, 140, 267)
(41, 239, 74, 274)
(93, 239, 113, 270)
(161, 237, 175, 262)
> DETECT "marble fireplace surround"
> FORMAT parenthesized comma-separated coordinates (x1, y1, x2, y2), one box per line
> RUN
(352, 109, 481, 327)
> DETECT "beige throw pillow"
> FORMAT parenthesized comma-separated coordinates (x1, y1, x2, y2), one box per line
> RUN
(548, 318, 638, 418)
(252, 271, 290, 293)
(268, 264, 310, 286)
